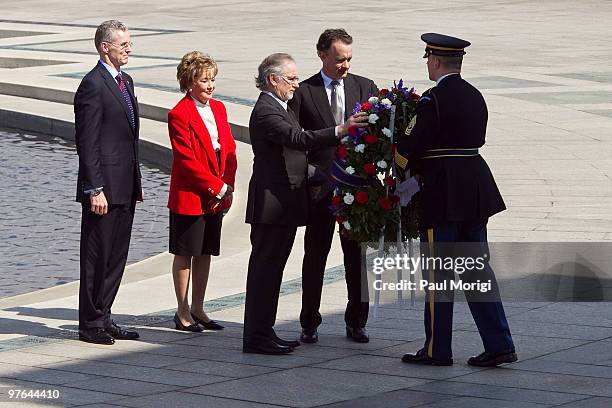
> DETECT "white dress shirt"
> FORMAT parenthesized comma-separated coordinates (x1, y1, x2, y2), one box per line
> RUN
(320, 70, 345, 122)
(263, 90, 288, 110)
(192, 96, 221, 151)
(191, 96, 226, 198)
(436, 72, 459, 86)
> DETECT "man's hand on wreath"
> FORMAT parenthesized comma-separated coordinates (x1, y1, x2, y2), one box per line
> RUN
(337, 112, 369, 137)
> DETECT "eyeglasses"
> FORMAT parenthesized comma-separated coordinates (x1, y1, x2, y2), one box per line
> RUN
(278, 75, 299, 84)
(104, 41, 133, 50)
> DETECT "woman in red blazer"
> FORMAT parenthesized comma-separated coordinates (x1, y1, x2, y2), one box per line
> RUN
(167, 51, 237, 332)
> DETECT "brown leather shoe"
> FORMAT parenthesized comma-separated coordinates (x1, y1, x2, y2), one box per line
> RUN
(401, 349, 453, 366)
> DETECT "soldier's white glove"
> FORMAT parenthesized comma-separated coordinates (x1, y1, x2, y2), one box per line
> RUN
(396, 177, 420, 206)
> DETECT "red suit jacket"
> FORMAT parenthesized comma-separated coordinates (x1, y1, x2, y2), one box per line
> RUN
(167, 95, 237, 215)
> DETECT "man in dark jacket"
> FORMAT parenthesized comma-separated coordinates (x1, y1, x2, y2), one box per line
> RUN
(289, 29, 378, 344)
(75, 20, 141, 345)
(243, 53, 366, 355)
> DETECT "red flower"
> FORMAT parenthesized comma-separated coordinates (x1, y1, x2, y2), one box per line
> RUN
(362, 163, 376, 175)
(412, 92, 421, 100)
(335, 215, 345, 223)
(377, 197, 392, 210)
(331, 195, 342, 206)
(355, 191, 369, 204)
(348, 125, 358, 136)
(378, 88, 389, 97)
(384, 176, 396, 187)
(337, 145, 348, 159)
(361, 102, 372, 111)
(364, 134, 378, 144)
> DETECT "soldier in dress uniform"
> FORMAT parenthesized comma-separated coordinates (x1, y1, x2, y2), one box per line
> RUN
(395, 33, 517, 367)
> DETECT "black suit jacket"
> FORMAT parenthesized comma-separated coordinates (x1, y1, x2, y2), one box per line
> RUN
(74, 62, 141, 205)
(289, 72, 378, 181)
(245, 92, 338, 226)
(396, 74, 505, 228)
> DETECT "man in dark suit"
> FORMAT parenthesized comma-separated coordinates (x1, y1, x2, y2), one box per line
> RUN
(243, 53, 367, 355)
(289, 29, 378, 344)
(74, 20, 141, 345)
(396, 33, 517, 367)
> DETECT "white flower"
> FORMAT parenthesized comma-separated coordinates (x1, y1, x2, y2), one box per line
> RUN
(381, 98, 392, 108)
(343, 193, 355, 205)
(382, 128, 392, 138)
(345, 166, 355, 175)
(368, 113, 379, 124)
(368, 96, 379, 104)
(354, 144, 365, 153)
(342, 220, 352, 230)
(341, 136, 349, 144)
(377, 160, 388, 169)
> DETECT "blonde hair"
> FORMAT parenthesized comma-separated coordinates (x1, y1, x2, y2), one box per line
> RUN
(176, 51, 218, 93)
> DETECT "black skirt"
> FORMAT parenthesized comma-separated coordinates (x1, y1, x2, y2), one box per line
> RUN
(169, 211, 223, 256)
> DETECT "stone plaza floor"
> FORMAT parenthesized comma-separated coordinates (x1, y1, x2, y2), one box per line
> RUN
(0, 1, 612, 406)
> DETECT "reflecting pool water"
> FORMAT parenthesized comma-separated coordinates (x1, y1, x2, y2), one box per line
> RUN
(0, 130, 170, 298)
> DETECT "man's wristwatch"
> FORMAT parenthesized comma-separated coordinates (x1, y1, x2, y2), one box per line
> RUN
(90, 189, 102, 197)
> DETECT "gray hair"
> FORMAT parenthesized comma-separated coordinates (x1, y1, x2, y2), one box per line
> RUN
(94, 20, 128, 51)
(255, 53, 294, 90)
(436, 55, 463, 71)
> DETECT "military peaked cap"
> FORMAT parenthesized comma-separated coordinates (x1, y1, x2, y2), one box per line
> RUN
(421, 33, 470, 58)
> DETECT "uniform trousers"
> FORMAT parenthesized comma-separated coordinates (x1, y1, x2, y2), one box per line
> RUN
(420, 219, 514, 359)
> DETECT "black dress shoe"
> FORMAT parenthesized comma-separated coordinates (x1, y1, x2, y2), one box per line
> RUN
(105, 321, 140, 340)
(401, 348, 453, 366)
(243, 341, 293, 355)
(79, 328, 115, 345)
(174, 313, 204, 332)
(468, 350, 517, 367)
(191, 312, 224, 330)
(273, 335, 300, 348)
(346, 326, 369, 343)
(300, 328, 318, 344)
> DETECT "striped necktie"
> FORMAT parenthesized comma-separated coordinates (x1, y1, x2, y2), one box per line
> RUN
(116, 73, 136, 129)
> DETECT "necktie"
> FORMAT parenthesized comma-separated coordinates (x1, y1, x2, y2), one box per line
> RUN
(116, 73, 136, 129)
(330, 80, 344, 125)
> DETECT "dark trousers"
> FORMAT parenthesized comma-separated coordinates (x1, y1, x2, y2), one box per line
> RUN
(300, 195, 369, 330)
(243, 223, 297, 346)
(79, 202, 135, 330)
(420, 219, 514, 359)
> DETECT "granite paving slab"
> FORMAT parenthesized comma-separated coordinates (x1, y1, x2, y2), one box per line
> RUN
(38, 360, 230, 388)
(450, 369, 612, 398)
(319, 389, 454, 408)
(413, 380, 588, 406)
(312, 354, 482, 380)
(185, 366, 431, 407)
(114, 391, 286, 408)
